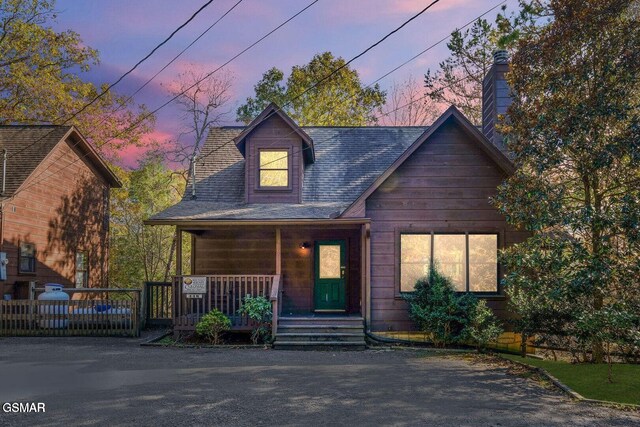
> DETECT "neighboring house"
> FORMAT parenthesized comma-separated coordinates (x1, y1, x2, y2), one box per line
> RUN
(148, 52, 528, 346)
(0, 126, 121, 299)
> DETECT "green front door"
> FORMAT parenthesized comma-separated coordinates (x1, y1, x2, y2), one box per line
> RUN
(314, 240, 346, 311)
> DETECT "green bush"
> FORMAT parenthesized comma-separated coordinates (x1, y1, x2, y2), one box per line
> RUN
(195, 309, 231, 345)
(404, 268, 477, 347)
(467, 300, 503, 352)
(238, 295, 272, 344)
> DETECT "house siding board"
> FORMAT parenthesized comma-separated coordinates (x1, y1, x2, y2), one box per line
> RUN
(365, 120, 519, 332)
(191, 226, 361, 315)
(246, 115, 303, 204)
(1, 138, 110, 297)
(193, 229, 277, 275)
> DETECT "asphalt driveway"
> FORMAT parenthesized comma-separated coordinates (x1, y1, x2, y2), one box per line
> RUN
(0, 336, 637, 426)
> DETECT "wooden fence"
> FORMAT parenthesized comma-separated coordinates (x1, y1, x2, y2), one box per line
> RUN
(144, 282, 172, 327)
(0, 289, 140, 337)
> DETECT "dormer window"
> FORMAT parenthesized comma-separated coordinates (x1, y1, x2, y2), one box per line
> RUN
(234, 103, 314, 203)
(259, 149, 289, 188)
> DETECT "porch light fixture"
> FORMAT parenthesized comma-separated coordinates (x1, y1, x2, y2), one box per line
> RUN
(299, 242, 310, 249)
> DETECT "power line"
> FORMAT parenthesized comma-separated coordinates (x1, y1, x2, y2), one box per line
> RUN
(16, 0, 497, 199)
(8, 0, 218, 160)
(17, 0, 440, 194)
(198, 0, 444, 161)
(7, 0, 244, 203)
(20, 0, 244, 173)
(256, 72, 481, 170)
(72, 0, 217, 117)
(10, 0, 320, 198)
(110, 0, 246, 117)
(241, 0, 506, 168)
(198, 0, 503, 164)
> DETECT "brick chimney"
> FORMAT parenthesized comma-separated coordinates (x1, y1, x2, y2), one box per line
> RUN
(482, 50, 511, 153)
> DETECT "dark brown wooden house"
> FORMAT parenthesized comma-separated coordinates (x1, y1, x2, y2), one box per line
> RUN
(0, 126, 121, 299)
(148, 53, 527, 348)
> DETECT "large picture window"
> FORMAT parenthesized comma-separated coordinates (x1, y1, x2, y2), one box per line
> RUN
(400, 234, 431, 292)
(258, 150, 289, 188)
(434, 234, 466, 291)
(400, 233, 498, 293)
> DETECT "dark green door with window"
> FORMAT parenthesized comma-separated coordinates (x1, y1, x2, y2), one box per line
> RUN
(314, 240, 346, 311)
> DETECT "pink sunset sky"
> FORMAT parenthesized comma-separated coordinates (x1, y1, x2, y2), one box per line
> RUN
(53, 0, 520, 167)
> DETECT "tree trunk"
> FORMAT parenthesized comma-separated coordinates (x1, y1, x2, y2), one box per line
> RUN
(164, 230, 177, 282)
(607, 341, 613, 383)
(520, 333, 528, 357)
(593, 293, 604, 364)
(586, 175, 605, 364)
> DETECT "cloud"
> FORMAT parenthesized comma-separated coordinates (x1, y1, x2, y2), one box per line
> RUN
(390, 0, 479, 14)
(54, 0, 519, 168)
(321, 0, 479, 25)
(116, 130, 174, 168)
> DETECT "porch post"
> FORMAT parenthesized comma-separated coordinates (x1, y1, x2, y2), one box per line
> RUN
(273, 227, 282, 338)
(361, 225, 366, 320)
(175, 226, 182, 276)
(362, 223, 371, 331)
(275, 227, 281, 275)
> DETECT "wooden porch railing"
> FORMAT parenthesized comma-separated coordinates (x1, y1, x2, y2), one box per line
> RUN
(173, 275, 276, 333)
(270, 274, 282, 338)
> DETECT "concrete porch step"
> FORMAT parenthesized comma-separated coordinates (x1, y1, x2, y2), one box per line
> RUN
(278, 325, 363, 334)
(273, 314, 366, 350)
(272, 340, 367, 351)
(275, 332, 365, 342)
(278, 317, 364, 327)
(274, 315, 365, 350)
(279, 316, 364, 320)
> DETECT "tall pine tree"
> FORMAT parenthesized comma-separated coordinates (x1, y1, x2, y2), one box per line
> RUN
(496, 0, 640, 363)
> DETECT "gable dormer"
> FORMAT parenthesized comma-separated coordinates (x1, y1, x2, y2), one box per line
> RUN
(233, 103, 314, 204)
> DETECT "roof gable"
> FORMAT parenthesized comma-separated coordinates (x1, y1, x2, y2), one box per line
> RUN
(150, 126, 426, 222)
(0, 125, 70, 196)
(0, 125, 121, 197)
(233, 102, 315, 164)
(65, 127, 121, 188)
(340, 106, 514, 217)
(150, 105, 515, 223)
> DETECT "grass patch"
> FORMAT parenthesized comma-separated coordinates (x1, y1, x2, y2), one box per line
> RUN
(501, 353, 640, 405)
(156, 336, 174, 345)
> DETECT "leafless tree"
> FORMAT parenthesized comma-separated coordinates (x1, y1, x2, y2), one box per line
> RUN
(161, 67, 234, 280)
(380, 75, 441, 126)
(165, 67, 234, 168)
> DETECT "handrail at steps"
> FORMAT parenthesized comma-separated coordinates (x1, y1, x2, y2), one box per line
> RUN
(270, 274, 282, 338)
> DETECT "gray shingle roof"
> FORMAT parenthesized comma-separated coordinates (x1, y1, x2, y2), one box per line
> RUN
(0, 125, 72, 196)
(152, 125, 428, 221)
(152, 201, 350, 221)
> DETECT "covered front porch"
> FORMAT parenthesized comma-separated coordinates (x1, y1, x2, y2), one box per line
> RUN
(171, 220, 371, 338)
